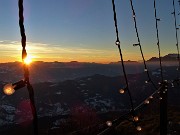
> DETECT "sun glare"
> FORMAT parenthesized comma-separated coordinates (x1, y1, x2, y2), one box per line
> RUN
(24, 55, 33, 65)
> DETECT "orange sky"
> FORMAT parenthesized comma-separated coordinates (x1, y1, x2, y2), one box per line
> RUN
(0, 40, 141, 63)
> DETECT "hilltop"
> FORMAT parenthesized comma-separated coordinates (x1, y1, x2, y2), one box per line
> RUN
(147, 54, 179, 62)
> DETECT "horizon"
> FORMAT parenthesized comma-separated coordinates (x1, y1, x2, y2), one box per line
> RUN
(0, 52, 179, 65)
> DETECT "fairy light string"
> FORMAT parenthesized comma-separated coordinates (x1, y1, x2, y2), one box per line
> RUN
(172, 0, 180, 79)
(112, 0, 136, 120)
(69, 1, 180, 134)
(153, 0, 164, 82)
(18, 0, 38, 134)
(129, 0, 158, 89)
(73, 1, 180, 134)
(178, 0, 180, 15)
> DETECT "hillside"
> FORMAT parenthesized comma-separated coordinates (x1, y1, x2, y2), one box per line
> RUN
(0, 66, 180, 134)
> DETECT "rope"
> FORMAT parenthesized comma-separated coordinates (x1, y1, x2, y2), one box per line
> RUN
(112, 0, 135, 116)
(129, 0, 158, 89)
(18, 0, 38, 134)
(153, 0, 164, 82)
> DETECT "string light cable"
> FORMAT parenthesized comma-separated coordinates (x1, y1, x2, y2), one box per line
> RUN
(72, 1, 178, 134)
(153, 0, 164, 83)
(18, 0, 38, 134)
(129, 0, 158, 89)
(111, 0, 141, 130)
(97, 81, 167, 135)
(172, 0, 180, 81)
(3, 1, 39, 135)
(178, 0, 180, 15)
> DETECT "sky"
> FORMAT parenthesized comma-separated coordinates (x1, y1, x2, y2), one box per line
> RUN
(0, 0, 179, 63)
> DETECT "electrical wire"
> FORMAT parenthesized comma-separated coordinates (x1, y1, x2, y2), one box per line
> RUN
(172, 0, 180, 79)
(129, 0, 158, 89)
(18, 0, 38, 134)
(112, 0, 135, 117)
(153, 0, 164, 82)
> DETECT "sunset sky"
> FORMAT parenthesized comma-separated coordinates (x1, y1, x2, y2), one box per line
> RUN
(0, 0, 179, 63)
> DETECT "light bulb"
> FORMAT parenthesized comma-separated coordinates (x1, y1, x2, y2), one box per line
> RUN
(119, 89, 125, 94)
(136, 126, 142, 131)
(3, 80, 26, 95)
(3, 83, 15, 95)
(133, 116, 139, 122)
(106, 121, 112, 127)
(149, 96, 153, 99)
(115, 41, 120, 45)
(144, 69, 148, 72)
(144, 99, 150, 104)
(145, 81, 148, 84)
(159, 97, 162, 100)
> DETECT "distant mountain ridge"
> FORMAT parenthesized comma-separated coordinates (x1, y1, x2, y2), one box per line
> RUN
(147, 53, 178, 62)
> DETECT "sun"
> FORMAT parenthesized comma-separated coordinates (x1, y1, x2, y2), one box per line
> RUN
(24, 55, 33, 65)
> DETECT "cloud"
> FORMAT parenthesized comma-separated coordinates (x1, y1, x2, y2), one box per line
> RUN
(0, 40, 121, 62)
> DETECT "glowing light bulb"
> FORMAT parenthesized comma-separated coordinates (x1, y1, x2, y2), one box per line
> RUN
(24, 55, 32, 65)
(119, 89, 125, 94)
(115, 41, 120, 45)
(106, 121, 112, 127)
(144, 100, 150, 104)
(159, 97, 162, 100)
(145, 81, 148, 84)
(144, 69, 148, 72)
(3, 83, 15, 95)
(136, 126, 142, 131)
(3, 80, 26, 95)
(133, 116, 139, 122)
(149, 96, 153, 99)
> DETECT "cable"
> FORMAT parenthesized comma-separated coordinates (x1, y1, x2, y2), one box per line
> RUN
(153, 0, 164, 82)
(172, 0, 180, 79)
(129, 0, 158, 89)
(18, 0, 38, 134)
(97, 84, 165, 135)
(178, 0, 180, 15)
(112, 0, 135, 117)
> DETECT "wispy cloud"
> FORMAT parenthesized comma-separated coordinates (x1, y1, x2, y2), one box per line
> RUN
(0, 40, 122, 63)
